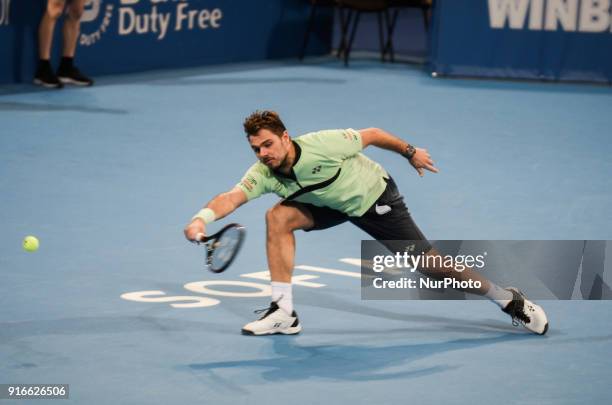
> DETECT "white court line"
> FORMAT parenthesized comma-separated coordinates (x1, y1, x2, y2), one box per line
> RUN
(339, 257, 411, 274)
(339, 258, 361, 267)
(241, 271, 326, 288)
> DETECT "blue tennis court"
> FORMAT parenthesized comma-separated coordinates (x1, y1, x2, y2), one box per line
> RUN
(2, 58, 612, 404)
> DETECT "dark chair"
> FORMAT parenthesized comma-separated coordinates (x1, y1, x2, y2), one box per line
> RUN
(338, 0, 392, 66)
(300, 0, 343, 61)
(382, 0, 432, 62)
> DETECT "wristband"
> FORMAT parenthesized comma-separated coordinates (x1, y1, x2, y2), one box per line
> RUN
(192, 208, 216, 224)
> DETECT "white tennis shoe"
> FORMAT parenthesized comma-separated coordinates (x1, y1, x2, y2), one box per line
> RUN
(241, 301, 302, 336)
(502, 287, 549, 335)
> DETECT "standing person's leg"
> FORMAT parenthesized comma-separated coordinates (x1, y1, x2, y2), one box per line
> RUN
(35, 0, 66, 88)
(61, 0, 84, 58)
(57, 0, 93, 86)
(242, 201, 348, 336)
(39, 0, 65, 60)
(352, 177, 548, 334)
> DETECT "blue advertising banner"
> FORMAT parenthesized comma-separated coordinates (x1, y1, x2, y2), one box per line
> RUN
(0, 0, 333, 84)
(429, 0, 612, 83)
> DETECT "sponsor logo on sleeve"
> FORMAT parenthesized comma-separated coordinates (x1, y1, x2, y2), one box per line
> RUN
(241, 175, 257, 192)
(343, 132, 358, 141)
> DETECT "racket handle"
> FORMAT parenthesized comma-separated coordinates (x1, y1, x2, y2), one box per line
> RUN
(195, 233, 206, 243)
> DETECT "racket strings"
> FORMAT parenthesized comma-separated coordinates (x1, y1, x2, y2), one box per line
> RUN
(215, 234, 239, 262)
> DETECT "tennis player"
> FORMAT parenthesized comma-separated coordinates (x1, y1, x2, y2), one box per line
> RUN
(184, 110, 548, 336)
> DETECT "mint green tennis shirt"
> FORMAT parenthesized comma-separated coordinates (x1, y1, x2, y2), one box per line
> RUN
(236, 129, 388, 217)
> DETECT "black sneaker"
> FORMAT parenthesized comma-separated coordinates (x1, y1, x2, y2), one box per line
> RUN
(57, 65, 94, 86)
(34, 62, 63, 89)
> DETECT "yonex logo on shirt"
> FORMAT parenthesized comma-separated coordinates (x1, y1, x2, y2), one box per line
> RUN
(311, 165, 322, 174)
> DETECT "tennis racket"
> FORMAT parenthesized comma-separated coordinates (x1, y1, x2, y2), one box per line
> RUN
(195, 223, 246, 273)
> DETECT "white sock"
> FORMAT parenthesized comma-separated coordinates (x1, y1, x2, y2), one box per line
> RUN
(271, 281, 293, 314)
(485, 283, 513, 308)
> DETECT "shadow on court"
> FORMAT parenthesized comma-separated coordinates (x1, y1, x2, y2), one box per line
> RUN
(149, 77, 347, 86)
(0, 101, 129, 114)
(296, 290, 518, 333)
(0, 316, 229, 343)
(186, 333, 527, 383)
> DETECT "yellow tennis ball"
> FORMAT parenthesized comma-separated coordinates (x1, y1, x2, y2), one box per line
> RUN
(23, 236, 39, 252)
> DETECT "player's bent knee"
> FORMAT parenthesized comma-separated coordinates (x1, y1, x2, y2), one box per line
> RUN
(266, 205, 309, 232)
(265, 206, 280, 224)
(265, 206, 290, 232)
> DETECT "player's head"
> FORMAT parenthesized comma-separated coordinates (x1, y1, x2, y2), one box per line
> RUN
(243, 110, 291, 169)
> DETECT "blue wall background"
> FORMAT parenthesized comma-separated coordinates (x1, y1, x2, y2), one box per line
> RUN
(3, 1, 611, 84)
(430, 0, 612, 84)
(0, 0, 333, 84)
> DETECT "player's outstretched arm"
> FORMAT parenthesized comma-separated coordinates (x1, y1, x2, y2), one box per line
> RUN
(359, 127, 439, 177)
(184, 187, 248, 242)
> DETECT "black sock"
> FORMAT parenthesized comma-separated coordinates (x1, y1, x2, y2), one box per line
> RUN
(38, 59, 52, 69)
(59, 57, 74, 70)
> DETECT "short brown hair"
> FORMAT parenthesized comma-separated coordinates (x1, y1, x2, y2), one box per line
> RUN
(243, 110, 286, 137)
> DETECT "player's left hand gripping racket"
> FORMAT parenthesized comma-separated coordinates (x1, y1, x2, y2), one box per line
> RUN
(195, 223, 246, 273)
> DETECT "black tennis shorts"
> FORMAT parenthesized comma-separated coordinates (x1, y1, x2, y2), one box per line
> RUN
(285, 176, 433, 254)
